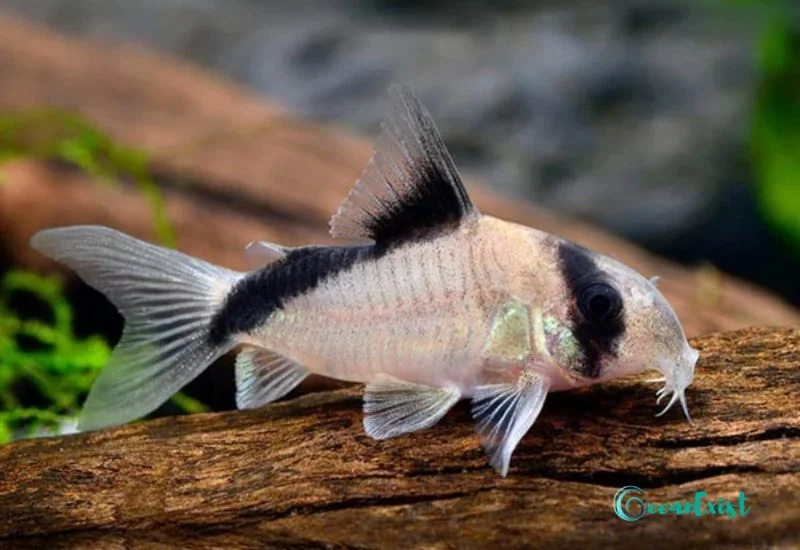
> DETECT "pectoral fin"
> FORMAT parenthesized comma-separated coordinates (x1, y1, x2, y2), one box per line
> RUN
(472, 372, 550, 477)
(363, 375, 461, 439)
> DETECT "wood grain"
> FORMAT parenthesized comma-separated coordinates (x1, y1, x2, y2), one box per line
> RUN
(0, 15, 797, 338)
(0, 327, 797, 548)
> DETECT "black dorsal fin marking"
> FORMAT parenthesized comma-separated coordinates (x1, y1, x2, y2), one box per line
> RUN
(330, 84, 479, 248)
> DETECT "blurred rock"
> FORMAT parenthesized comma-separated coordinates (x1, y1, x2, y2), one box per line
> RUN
(2, 0, 796, 302)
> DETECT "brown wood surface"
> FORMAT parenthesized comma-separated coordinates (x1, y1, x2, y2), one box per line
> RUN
(0, 327, 797, 549)
(0, 15, 798, 338)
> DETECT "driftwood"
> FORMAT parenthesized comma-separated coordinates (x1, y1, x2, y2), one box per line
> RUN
(0, 327, 798, 548)
(0, 15, 798, 337)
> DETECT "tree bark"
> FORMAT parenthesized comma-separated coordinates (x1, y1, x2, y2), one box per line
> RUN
(0, 15, 798, 337)
(0, 327, 798, 549)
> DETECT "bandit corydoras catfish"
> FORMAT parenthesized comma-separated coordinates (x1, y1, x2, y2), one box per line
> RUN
(32, 85, 698, 476)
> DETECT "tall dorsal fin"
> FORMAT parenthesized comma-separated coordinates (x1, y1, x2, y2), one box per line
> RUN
(330, 84, 479, 247)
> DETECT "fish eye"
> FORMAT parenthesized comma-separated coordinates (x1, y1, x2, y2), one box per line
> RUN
(578, 282, 622, 324)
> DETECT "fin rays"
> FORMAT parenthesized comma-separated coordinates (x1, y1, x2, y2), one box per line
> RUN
(363, 375, 461, 439)
(471, 373, 549, 477)
(330, 84, 478, 246)
(30, 226, 242, 431)
(235, 347, 309, 409)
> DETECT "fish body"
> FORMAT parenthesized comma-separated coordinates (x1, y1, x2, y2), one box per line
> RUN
(31, 85, 699, 476)
(237, 218, 532, 392)
(233, 219, 595, 393)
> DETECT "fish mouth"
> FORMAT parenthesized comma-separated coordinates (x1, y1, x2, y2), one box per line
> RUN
(648, 346, 699, 424)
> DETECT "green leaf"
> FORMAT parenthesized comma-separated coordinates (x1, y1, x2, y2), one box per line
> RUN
(750, 14, 800, 255)
(0, 109, 175, 246)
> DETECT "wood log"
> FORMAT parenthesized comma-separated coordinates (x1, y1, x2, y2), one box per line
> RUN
(0, 15, 798, 337)
(0, 327, 798, 548)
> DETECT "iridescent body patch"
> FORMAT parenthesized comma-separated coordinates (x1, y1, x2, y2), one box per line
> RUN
(484, 300, 530, 363)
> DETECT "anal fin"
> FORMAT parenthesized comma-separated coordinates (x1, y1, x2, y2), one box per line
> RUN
(472, 372, 549, 477)
(363, 375, 461, 439)
(235, 347, 309, 409)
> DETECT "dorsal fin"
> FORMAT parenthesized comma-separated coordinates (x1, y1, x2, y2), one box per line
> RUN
(330, 84, 479, 247)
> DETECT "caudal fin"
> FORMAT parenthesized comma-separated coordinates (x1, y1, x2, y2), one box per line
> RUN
(31, 226, 243, 431)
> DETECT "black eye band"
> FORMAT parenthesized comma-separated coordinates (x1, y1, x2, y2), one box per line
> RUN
(557, 240, 627, 379)
(578, 282, 623, 325)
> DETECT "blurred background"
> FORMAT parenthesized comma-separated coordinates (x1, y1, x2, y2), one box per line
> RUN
(0, 0, 798, 441)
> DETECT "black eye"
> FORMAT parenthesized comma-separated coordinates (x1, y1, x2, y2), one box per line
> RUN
(578, 282, 622, 324)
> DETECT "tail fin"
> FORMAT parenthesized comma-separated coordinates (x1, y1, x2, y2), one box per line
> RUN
(31, 226, 243, 431)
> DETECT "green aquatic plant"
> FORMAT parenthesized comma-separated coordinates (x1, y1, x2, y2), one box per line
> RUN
(0, 110, 207, 442)
(0, 109, 175, 246)
(0, 271, 108, 443)
(720, 0, 800, 255)
(0, 271, 208, 443)
(750, 12, 800, 256)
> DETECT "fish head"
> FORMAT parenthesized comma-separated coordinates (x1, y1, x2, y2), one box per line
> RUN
(552, 239, 699, 423)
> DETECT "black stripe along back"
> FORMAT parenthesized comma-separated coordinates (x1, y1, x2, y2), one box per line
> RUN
(208, 245, 375, 345)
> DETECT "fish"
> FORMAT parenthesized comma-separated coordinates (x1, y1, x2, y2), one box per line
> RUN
(30, 84, 699, 476)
